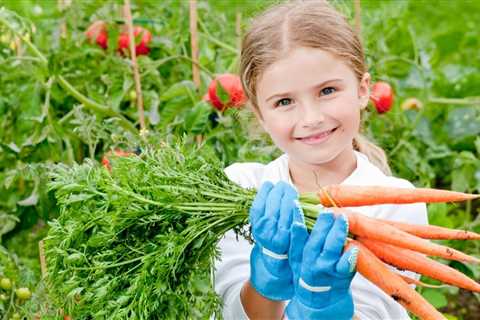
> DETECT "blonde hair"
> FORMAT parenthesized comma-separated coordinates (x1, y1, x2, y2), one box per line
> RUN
(240, 0, 391, 175)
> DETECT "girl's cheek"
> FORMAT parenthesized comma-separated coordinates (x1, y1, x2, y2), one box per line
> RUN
(266, 114, 295, 137)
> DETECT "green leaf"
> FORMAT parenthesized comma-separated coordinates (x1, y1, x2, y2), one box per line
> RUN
(444, 107, 480, 141)
(160, 81, 196, 102)
(427, 203, 454, 228)
(17, 192, 38, 206)
(216, 79, 230, 105)
(0, 213, 19, 239)
(5, 142, 20, 153)
(184, 101, 211, 134)
(448, 260, 475, 279)
(145, 91, 160, 125)
(475, 136, 480, 154)
(451, 166, 474, 192)
(421, 289, 448, 308)
(65, 193, 95, 204)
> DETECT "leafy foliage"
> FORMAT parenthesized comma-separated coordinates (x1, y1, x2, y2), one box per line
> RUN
(45, 141, 254, 319)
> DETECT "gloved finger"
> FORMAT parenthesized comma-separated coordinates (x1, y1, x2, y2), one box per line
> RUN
(335, 246, 359, 276)
(250, 182, 274, 225)
(289, 219, 309, 271)
(303, 213, 335, 262)
(253, 216, 276, 242)
(321, 214, 349, 261)
(265, 182, 287, 220)
(277, 185, 297, 230)
(270, 228, 290, 254)
(292, 201, 305, 225)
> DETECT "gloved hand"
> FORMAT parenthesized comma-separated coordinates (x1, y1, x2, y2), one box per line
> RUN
(249, 181, 297, 301)
(285, 210, 359, 319)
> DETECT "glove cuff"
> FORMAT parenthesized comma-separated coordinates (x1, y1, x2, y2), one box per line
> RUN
(250, 245, 294, 301)
(285, 290, 354, 319)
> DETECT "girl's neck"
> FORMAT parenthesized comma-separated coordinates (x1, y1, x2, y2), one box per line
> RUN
(288, 148, 357, 193)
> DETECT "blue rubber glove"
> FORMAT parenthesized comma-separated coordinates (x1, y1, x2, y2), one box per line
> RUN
(249, 181, 297, 301)
(286, 210, 359, 319)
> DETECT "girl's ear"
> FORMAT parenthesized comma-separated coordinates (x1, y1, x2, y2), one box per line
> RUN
(358, 72, 371, 110)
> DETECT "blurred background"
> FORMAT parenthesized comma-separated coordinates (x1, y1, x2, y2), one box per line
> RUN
(0, 0, 479, 318)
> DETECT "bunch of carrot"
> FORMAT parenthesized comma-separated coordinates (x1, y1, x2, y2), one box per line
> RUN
(299, 185, 480, 320)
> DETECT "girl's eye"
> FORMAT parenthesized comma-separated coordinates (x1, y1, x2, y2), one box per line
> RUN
(320, 87, 336, 96)
(275, 98, 292, 107)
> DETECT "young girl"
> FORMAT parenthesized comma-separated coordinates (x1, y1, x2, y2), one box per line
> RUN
(215, 1, 428, 319)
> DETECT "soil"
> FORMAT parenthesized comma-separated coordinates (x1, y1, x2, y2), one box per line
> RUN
(439, 289, 480, 320)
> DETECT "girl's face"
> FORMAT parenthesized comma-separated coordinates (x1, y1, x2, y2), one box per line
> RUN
(255, 47, 370, 166)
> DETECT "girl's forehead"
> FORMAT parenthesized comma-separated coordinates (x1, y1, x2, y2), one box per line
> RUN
(257, 47, 355, 96)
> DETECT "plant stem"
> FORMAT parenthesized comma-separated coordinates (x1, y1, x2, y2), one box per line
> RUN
(199, 32, 238, 54)
(141, 55, 213, 78)
(0, 13, 138, 135)
(73, 252, 154, 270)
(110, 184, 163, 206)
(175, 206, 236, 212)
(197, 18, 237, 54)
(200, 190, 247, 202)
(428, 97, 480, 105)
(56, 76, 137, 134)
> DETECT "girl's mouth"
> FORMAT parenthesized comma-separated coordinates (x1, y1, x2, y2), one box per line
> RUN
(296, 127, 338, 145)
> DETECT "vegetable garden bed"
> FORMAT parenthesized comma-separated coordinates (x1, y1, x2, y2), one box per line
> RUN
(1, 0, 480, 319)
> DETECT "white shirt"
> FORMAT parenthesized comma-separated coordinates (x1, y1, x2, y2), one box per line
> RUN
(215, 152, 428, 320)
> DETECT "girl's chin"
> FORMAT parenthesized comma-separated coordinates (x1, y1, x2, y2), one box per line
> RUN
(287, 144, 354, 166)
(289, 150, 340, 166)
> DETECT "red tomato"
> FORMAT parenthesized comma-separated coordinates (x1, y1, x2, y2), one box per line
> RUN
(206, 74, 246, 112)
(117, 26, 152, 56)
(101, 149, 133, 171)
(85, 21, 108, 49)
(370, 81, 394, 114)
(201, 92, 211, 103)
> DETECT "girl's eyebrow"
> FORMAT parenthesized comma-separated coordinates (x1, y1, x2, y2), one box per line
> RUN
(265, 78, 343, 102)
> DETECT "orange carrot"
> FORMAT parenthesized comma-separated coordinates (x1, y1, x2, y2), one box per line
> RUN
(358, 237, 480, 292)
(334, 209, 480, 264)
(398, 274, 449, 289)
(346, 239, 446, 320)
(377, 218, 480, 240)
(314, 185, 479, 207)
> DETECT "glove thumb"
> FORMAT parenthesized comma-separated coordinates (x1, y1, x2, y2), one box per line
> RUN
(335, 246, 359, 276)
(289, 210, 309, 276)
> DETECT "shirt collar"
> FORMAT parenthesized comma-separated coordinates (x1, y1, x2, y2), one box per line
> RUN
(262, 151, 370, 187)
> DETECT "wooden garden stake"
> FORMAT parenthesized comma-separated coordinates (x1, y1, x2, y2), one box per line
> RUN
(235, 11, 242, 57)
(39, 240, 47, 277)
(57, 0, 71, 39)
(123, 0, 147, 136)
(189, 0, 200, 88)
(189, 0, 204, 145)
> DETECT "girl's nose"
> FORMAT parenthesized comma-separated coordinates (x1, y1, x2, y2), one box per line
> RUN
(299, 103, 325, 128)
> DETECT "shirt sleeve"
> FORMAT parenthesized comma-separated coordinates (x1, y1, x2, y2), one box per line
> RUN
(214, 230, 251, 319)
(352, 274, 412, 320)
(214, 162, 264, 319)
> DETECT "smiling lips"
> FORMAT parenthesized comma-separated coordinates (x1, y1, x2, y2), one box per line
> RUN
(295, 127, 338, 145)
